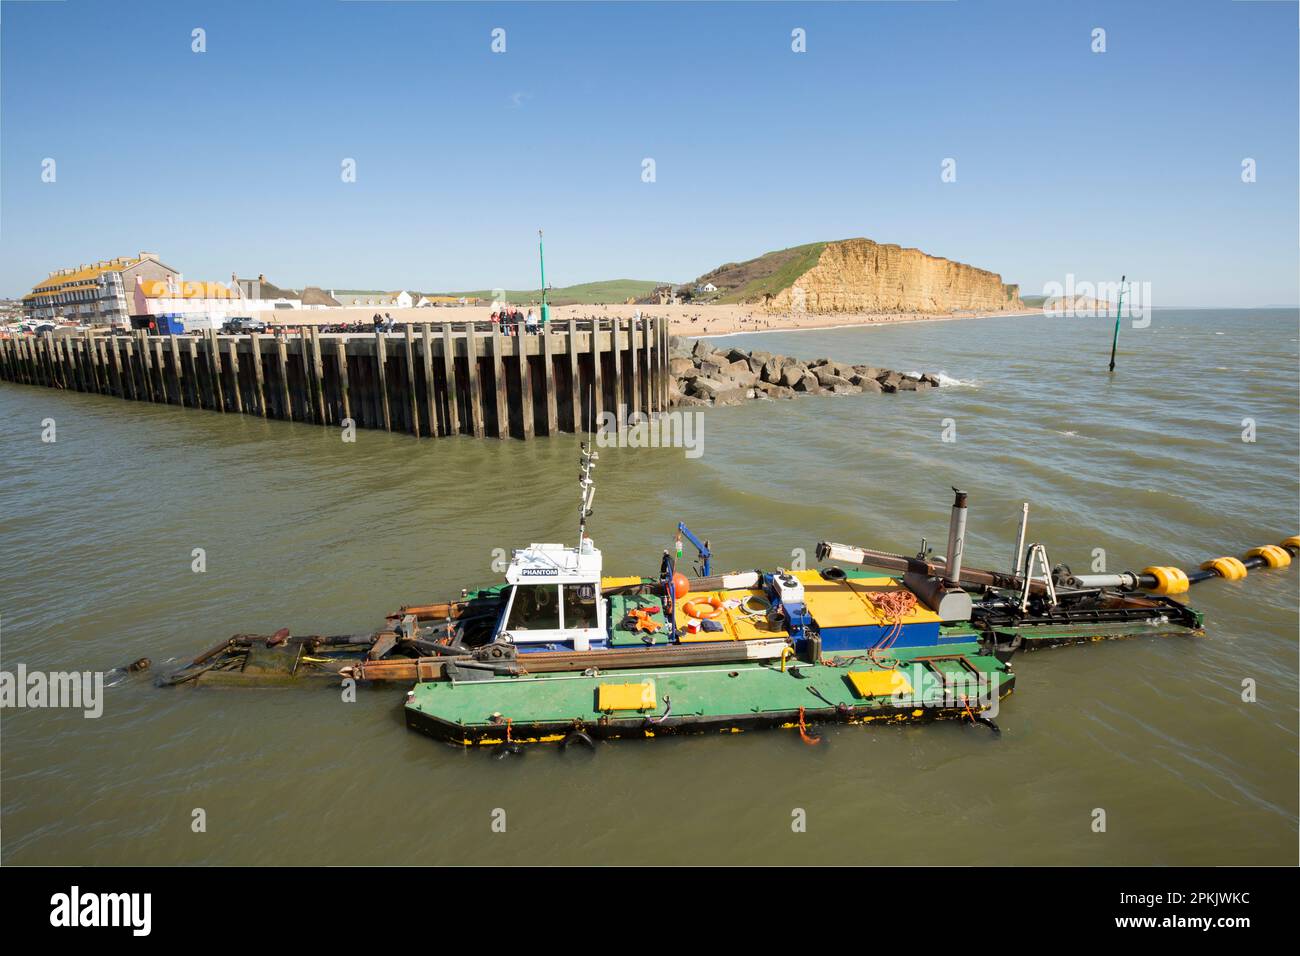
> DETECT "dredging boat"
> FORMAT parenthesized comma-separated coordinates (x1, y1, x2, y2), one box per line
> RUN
(161, 444, 1298, 748)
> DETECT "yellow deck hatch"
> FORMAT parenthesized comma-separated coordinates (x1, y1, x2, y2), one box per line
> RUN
(598, 680, 657, 712)
(846, 670, 913, 698)
(601, 575, 644, 590)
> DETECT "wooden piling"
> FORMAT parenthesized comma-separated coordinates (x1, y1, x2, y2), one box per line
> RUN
(374, 330, 391, 431)
(542, 327, 558, 436)
(465, 324, 484, 438)
(567, 319, 580, 431)
(226, 338, 243, 413)
(421, 323, 437, 436)
(442, 323, 460, 437)
(335, 337, 351, 425)
(186, 338, 202, 408)
(311, 327, 327, 424)
(249, 332, 267, 416)
(275, 334, 292, 420)
(209, 331, 226, 412)
(402, 324, 419, 437)
(610, 318, 623, 426)
(641, 317, 653, 413)
(491, 326, 508, 439)
(519, 335, 534, 440)
(629, 317, 641, 419)
(590, 317, 603, 431)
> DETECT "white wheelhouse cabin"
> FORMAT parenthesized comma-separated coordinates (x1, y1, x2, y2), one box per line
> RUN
(495, 540, 608, 651)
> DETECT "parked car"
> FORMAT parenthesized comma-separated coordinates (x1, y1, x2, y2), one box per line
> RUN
(221, 317, 267, 334)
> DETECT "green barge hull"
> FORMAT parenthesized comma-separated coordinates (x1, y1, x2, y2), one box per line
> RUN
(405, 641, 1013, 746)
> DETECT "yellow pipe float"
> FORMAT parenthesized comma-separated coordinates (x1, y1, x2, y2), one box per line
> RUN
(1142, 565, 1190, 595)
(1200, 556, 1248, 581)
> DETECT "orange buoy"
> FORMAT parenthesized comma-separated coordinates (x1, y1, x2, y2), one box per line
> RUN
(671, 572, 690, 600)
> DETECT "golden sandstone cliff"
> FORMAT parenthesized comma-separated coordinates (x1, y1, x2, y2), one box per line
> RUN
(709, 238, 1023, 315)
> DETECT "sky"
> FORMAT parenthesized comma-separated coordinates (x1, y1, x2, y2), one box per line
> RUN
(1, 0, 1297, 305)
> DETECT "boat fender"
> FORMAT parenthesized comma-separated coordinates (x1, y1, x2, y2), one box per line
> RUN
(1200, 556, 1248, 581)
(561, 730, 596, 750)
(989, 633, 1022, 662)
(1281, 536, 1300, 555)
(973, 715, 1001, 735)
(1142, 565, 1189, 595)
(1247, 545, 1291, 569)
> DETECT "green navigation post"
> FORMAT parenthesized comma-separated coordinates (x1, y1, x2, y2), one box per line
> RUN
(1108, 274, 1126, 372)
(539, 229, 550, 326)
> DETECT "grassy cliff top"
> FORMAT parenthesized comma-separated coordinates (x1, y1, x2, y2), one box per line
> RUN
(447, 279, 664, 306)
(696, 242, 829, 303)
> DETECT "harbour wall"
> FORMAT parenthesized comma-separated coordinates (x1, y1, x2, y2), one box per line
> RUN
(0, 317, 671, 440)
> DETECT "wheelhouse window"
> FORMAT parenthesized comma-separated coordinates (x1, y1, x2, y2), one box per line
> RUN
(505, 585, 561, 631)
(563, 583, 598, 629)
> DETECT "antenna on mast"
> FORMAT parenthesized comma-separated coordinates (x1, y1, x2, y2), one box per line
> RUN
(577, 441, 598, 546)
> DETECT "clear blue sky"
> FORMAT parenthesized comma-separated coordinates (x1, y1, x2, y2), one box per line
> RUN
(1, 0, 1296, 305)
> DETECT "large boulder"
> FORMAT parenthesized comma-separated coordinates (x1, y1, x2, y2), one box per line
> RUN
(758, 382, 796, 400)
(760, 358, 784, 383)
(814, 367, 852, 389)
(724, 347, 751, 364)
(780, 363, 808, 388)
(856, 376, 883, 393)
(689, 377, 731, 399)
(831, 383, 862, 395)
(726, 361, 758, 387)
(669, 357, 696, 375)
(793, 371, 821, 393)
(712, 387, 751, 407)
(673, 393, 711, 408)
(691, 340, 712, 359)
(698, 360, 725, 378)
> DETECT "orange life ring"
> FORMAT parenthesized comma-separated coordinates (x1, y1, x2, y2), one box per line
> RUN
(683, 596, 723, 620)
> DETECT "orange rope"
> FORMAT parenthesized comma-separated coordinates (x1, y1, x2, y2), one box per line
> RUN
(866, 589, 917, 666)
(797, 705, 821, 745)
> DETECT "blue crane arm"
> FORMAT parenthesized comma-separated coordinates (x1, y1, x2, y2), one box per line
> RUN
(676, 522, 712, 577)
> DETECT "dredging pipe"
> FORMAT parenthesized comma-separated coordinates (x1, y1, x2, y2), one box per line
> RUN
(1062, 537, 1299, 594)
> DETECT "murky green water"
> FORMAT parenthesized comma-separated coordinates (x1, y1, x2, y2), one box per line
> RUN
(2, 309, 1296, 864)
